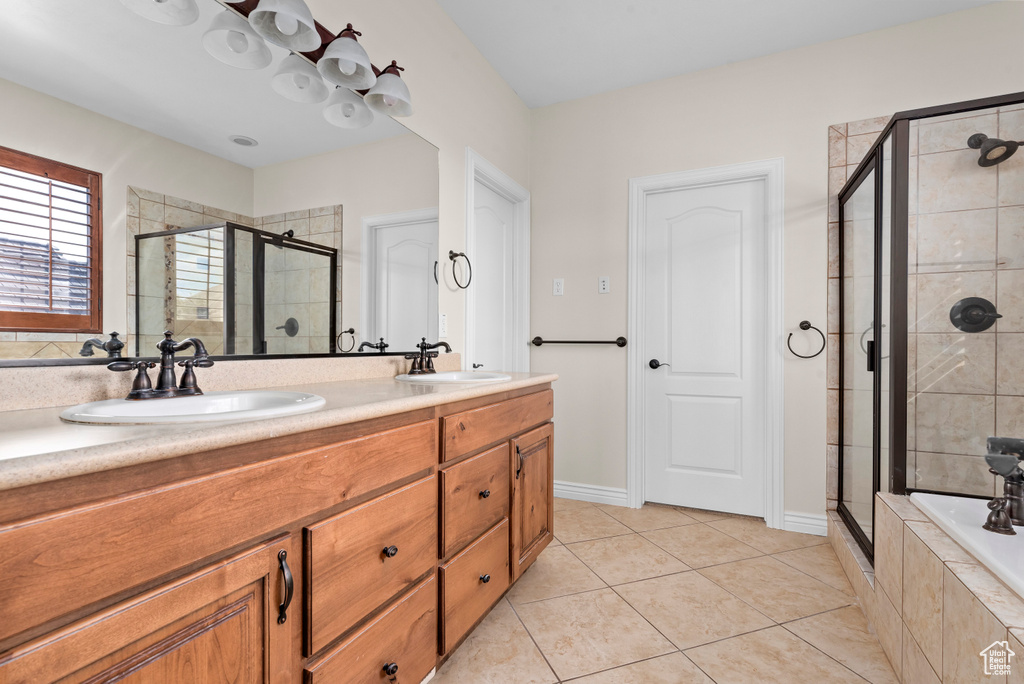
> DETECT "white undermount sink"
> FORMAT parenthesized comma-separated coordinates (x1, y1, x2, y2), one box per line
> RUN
(395, 371, 512, 384)
(60, 390, 326, 425)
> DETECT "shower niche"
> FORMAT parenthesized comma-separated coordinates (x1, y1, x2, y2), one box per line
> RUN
(836, 91, 1024, 559)
(136, 222, 337, 357)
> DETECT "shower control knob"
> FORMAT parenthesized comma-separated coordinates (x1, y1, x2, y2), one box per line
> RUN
(649, 359, 670, 369)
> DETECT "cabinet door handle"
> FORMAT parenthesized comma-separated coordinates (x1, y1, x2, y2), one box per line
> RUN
(479, 489, 491, 499)
(382, 662, 399, 677)
(382, 545, 399, 558)
(515, 444, 523, 480)
(277, 550, 293, 625)
(480, 573, 491, 584)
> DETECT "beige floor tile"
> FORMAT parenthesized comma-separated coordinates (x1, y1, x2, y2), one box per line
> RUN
(773, 544, 855, 595)
(785, 606, 899, 684)
(706, 516, 827, 554)
(433, 599, 557, 684)
(514, 588, 675, 680)
(554, 506, 633, 544)
(685, 626, 866, 684)
(567, 534, 690, 585)
(554, 497, 596, 512)
(566, 652, 713, 684)
(615, 571, 774, 649)
(596, 503, 699, 531)
(642, 524, 762, 569)
(507, 545, 606, 605)
(699, 556, 855, 622)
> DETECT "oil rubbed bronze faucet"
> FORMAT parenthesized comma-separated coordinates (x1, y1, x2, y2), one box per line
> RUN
(78, 331, 125, 358)
(107, 331, 213, 400)
(404, 338, 452, 374)
(986, 437, 1024, 533)
(358, 337, 389, 353)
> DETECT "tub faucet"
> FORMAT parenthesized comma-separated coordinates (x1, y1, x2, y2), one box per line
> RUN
(986, 436, 1024, 528)
(79, 331, 124, 358)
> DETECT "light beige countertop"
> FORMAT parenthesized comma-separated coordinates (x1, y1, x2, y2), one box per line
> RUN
(0, 372, 557, 492)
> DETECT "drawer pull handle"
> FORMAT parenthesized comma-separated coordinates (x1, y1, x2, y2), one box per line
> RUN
(479, 489, 491, 499)
(459, 421, 466, 431)
(515, 444, 523, 480)
(277, 550, 293, 625)
(382, 545, 399, 558)
(480, 573, 491, 584)
(383, 662, 399, 677)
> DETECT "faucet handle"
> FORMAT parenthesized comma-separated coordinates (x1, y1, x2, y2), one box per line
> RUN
(107, 361, 135, 372)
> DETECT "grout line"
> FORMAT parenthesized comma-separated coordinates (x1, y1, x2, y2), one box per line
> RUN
(781, 624, 877, 684)
(505, 598, 564, 684)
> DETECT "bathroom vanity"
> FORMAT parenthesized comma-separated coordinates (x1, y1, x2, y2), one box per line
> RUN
(0, 377, 554, 684)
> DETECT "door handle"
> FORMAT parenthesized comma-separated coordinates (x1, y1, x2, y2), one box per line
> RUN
(649, 359, 670, 369)
(866, 340, 875, 373)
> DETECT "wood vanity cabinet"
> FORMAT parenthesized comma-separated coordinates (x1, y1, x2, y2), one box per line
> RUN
(0, 384, 553, 684)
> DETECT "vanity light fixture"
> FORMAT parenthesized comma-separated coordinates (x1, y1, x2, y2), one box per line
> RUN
(248, 0, 320, 52)
(323, 87, 374, 129)
(119, 0, 199, 26)
(202, 10, 272, 70)
(272, 53, 329, 103)
(364, 61, 412, 117)
(317, 24, 376, 90)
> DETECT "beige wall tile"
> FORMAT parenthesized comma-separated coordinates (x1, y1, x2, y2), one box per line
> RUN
(997, 333, 1024, 395)
(127, 187, 139, 217)
(916, 208, 997, 273)
(903, 520, 973, 563)
(830, 128, 847, 168)
(829, 167, 847, 222)
(848, 133, 879, 164)
(827, 445, 839, 500)
(849, 116, 891, 137)
(903, 525, 944, 678)
(903, 624, 942, 684)
(918, 149, 998, 214)
(1009, 630, 1024, 684)
(914, 392, 994, 456)
(916, 332, 995, 394)
(165, 194, 203, 213)
(943, 565, 1008, 684)
(877, 493, 933, 523)
(139, 198, 165, 222)
(918, 113, 997, 155)
(946, 562, 1024, 630)
(998, 270, 1024, 331)
(998, 143, 1024, 207)
(914, 452, 997, 497)
(998, 206, 1024, 269)
(916, 270, 996, 333)
(874, 499, 904, 614)
(875, 584, 904, 681)
(997, 396, 1024, 437)
(827, 389, 839, 444)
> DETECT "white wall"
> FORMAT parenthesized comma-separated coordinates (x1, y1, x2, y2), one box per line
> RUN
(0, 77, 254, 337)
(528, 2, 1024, 516)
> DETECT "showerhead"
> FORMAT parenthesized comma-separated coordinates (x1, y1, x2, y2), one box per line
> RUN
(968, 133, 1020, 167)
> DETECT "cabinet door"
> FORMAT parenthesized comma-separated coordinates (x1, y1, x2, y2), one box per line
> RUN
(510, 423, 554, 581)
(0, 536, 296, 684)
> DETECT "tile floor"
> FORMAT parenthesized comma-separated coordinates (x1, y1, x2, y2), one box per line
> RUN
(433, 498, 897, 684)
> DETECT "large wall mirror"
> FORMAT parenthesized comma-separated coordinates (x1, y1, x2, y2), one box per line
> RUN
(0, 0, 439, 365)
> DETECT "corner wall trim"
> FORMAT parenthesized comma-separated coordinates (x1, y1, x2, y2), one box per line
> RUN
(784, 511, 828, 537)
(553, 480, 629, 507)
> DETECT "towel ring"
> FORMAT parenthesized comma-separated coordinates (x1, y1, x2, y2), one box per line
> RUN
(449, 250, 472, 289)
(337, 328, 356, 353)
(787, 320, 825, 359)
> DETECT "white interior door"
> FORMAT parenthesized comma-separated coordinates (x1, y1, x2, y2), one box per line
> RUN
(365, 214, 438, 351)
(642, 179, 767, 516)
(469, 181, 515, 371)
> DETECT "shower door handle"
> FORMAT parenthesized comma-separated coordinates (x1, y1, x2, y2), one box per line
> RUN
(866, 340, 875, 373)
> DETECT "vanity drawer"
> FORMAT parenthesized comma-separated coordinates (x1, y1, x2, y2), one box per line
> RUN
(442, 389, 553, 462)
(305, 576, 437, 684)
(305, 476, 437, 655)
(439, 518, 510, 654)
(440, 443, 510, 558)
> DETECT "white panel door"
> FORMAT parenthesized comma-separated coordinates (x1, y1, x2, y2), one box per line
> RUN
(470, 181, 515, 371)
(370, 218, 438, 350)
(643, 179, 766, 516)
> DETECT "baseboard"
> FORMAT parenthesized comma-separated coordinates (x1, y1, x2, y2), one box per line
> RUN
(784, 511, 828, 536)
(553, 480, 629, 507)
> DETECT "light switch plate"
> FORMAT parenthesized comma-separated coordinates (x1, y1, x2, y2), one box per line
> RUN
(598, 276, 610, 294)
(439, 313, 447, 337)
(553, 278, 564, 296)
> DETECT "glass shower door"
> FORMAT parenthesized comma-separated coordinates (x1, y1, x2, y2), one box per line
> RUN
(841, 165, 878, 548)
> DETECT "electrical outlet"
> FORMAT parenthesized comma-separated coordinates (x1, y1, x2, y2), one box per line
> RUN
(598, 276, 610, 294)
(439, 313, 447, 337)
(553, 278, 564, 296)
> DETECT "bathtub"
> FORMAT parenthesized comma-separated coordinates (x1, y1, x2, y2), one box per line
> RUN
(911, 492, 1024, 599)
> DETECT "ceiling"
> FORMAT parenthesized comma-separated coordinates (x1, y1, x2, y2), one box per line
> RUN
(0, 0, 410, 168)
(437, 0, 996, 108)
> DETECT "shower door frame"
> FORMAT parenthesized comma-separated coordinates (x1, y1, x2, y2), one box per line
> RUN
(836, 91, 1024, 561)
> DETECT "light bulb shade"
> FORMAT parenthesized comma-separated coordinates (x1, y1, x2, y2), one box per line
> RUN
(364, 73, 412, 117)
(119, 0, 199, 26)
(323, 88, 374, 129)
(203, 10, 272, 70)
(249, 0, 320, 52)
(272, 54, 329, 103)
(318, 35, 376, 89)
